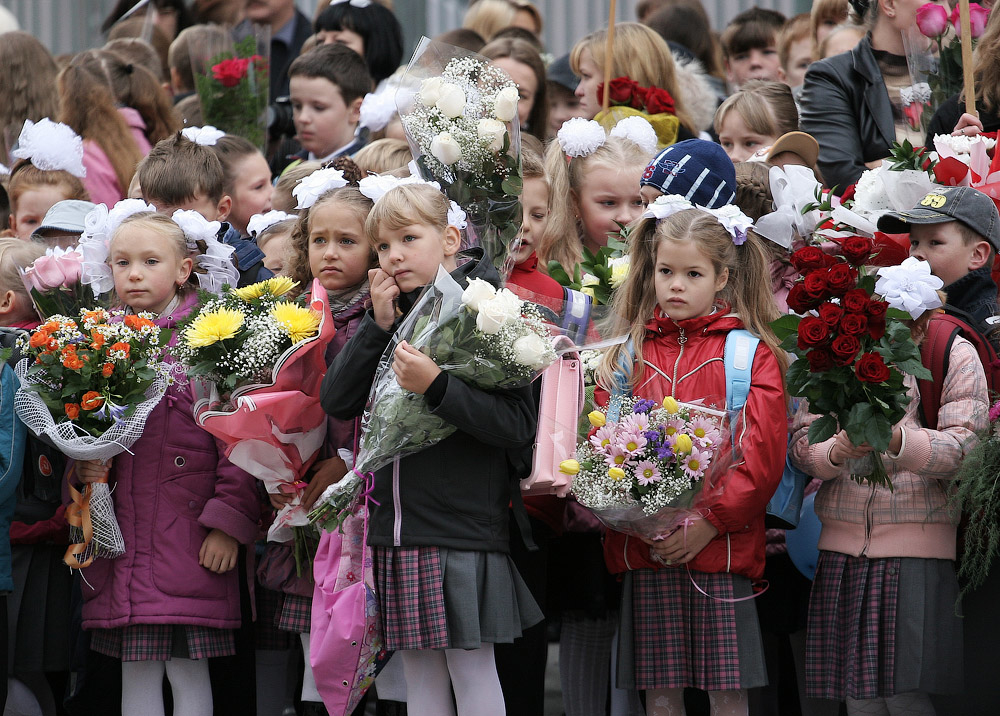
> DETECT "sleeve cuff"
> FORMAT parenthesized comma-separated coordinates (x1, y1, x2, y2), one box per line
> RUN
(425, 373, 448, 407)
(889, 427, 932, 472)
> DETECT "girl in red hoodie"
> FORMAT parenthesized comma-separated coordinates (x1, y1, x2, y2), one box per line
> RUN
(596, 202, 787, 716)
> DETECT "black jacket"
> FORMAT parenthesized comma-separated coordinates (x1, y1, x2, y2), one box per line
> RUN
(320, 249, 537, 552)
(800, 35, 895, 194)
(944, 265, 1000, 342)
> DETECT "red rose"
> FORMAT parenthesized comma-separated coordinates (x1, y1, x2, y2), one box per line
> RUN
(631, 85, 648, 110)
(797, 316, 832, 349)
(841, 288, 870, 314)
(212, 57, 251, 88)
(855, 352, 891, 383)
(787, 284, 822, 313)
(841, 236, 874, 266)
(791, 246, 827, 272)
(818, 303, 844, 327)
(866, 300, 888, 319)
(830, 334, 861, 366)
(868, 318, 887, 340)
(644, 86, 676, 115)
(839, 313, 869, 336)
(598, 77, 637, 106)
(841, 183, 857, 202)
(825, 263, 857, 297)
(802, 270, 829, 298)
(807, 347, 835, 372)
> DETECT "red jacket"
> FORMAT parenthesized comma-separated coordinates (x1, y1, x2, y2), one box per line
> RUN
(600, 307, 787, 580)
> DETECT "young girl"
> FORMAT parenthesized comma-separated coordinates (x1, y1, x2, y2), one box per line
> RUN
(541, 128, 651, 274)
(790, 290, 986, 714)
(252, 214, 297, 275)
(314, 0, 404, 86)
(715, 81, 798, 163)
(597, 202, 788, 716)
(75, 212, 259, 716)
(212, 135, 274, 238)
(322, 183, 541, 716)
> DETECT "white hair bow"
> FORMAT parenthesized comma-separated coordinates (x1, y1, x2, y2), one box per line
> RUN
(643, 195, 754, 245)
(294, 168, 349, 209)
(247, 211, 297, 237)
(12, 118, 86, 178)
(181, 126, 226, 146)
(171, 210, 239, 295)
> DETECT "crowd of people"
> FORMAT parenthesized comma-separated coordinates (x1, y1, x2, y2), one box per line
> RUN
(0, 0, 997, 715)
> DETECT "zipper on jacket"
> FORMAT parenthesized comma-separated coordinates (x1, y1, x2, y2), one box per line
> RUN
(671, 327, 687, 391)
(392, 456, 402, 546)
(860, 484, 876, 556)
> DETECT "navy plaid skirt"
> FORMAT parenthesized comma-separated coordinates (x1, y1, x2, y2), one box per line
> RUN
(618, 567, 767, 691)
(277, 593, 312, 634)
(806, 552, 962, 700)
(255, 586, 295, 650)
(90, 624, 236, 661)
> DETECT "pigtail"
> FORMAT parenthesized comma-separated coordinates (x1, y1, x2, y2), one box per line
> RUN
(538, 139, 583, 272)
(734, 161, 786, 264)
(727, 231, 788, 376)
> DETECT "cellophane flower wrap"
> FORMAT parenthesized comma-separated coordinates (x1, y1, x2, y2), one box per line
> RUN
(13, 309, 174, 567)
(310, 266, 558, 532)
(566, 395, 736, 540)
(20, 246, 107, 319)
(546, 230, 630, 306)
(771, 246, 937, 489)
(175, 278, 334, 560)
(192, 29, 270, 149)
(398, 38, 523, 273)
(594, 77, 680, 150)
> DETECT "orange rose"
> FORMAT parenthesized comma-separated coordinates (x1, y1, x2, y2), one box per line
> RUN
(81, 391, 104, 411)
(83, 311, 106, 324)
(110, 342, 130, 357)
(102, 363, 114, 377)
(62, 354, 84, 370)
(124, 315, 153, 330)
(45, 338, 58, 352)
(91, 330, 106, 350)
(64, 403, 80, 420)
(29, 331, 49, 348)
(41, 321, 60, 334)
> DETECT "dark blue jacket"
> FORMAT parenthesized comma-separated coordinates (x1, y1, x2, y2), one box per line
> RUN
(218, 223, 273, 286)
(0, 363, 27, 593)
(944, 266, 1000, 343)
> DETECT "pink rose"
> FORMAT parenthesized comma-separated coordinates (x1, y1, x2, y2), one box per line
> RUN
(24, 251, 82, 292)
(951, 3, 990, 39)
(916, 3, 949, 38)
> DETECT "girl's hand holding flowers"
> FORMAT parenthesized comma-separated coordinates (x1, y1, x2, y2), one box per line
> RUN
(300, 456, 349, 511)
(393, 341, 441, 394)
(77, 459, 111, 484)
(199, 528, 239, 574)
(645, 518, 719, 565)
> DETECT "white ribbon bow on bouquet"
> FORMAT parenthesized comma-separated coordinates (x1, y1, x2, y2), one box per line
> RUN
(754, 165, 824, 249)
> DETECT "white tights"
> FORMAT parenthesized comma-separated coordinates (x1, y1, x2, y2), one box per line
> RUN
(399, 644, 505, 716)
(645, 688, 748, 716)
(300, 633, 322, 703)
(121, 658, 212, 716)
(846, 692, 936, 716)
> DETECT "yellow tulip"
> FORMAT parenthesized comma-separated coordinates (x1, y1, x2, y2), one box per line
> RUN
(674, 433, 693, 454)
(559, 459, 580, 476)
(662, 396, 679, 414)
(588, 410, 607, 428)
(608, 467, 626, 481)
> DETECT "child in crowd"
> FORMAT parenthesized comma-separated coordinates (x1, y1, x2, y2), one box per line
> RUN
(817, 23, 866, 60)
(721, 7, 787, 90)
(810, 0, 850, 58)
(211, 135, 274, 238)
(542, 128, 651, 273)
(274, 44, 373, 176)
(29, 199, 95, 248)
(598, 201, 787, 716)
(715, 80, 799, 163)
(321, 183, 541, 716)
(353, 138, 412, 176)
(75, 211, 260, 716)
(507, 146, 561, 302)
(252, 214, 297, 275)
(778, 13, 813, 89)
(314, 0, 404, 86)
(546, 54, 586, 140)
(639, 139, 738, 209)
(483, 37, 549, 141)
(137, 133, 271, 285)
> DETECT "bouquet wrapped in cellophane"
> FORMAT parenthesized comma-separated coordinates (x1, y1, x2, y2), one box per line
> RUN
(13, 309, 174, 568)
(310, 267, 558, 532)
(397, 38, 522, 273)
(20, 246, 108, 319)
(565, 395, 737, 540)
(175, 278, 335, 565)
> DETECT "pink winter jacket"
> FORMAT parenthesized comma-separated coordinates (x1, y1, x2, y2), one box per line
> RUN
(81, 292, 260, 631)
(790, 336, 987, 560)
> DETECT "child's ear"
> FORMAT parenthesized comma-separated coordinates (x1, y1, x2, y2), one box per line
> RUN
(177, 256, 194, 285)
(969, 240, 992, 271)
(217, 195, 232, 223)
(441, 225, 462, 257)
(715, 267, 730, 293)
(7, 214, 18, 236)
(0, 290, 17, 316)
(347, 96, 364, 126)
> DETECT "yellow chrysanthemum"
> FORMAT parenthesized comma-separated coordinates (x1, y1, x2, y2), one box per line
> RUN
(234, 276, 298, 301)
(184, 308, 245, 348)
(271, 302, 321, 343)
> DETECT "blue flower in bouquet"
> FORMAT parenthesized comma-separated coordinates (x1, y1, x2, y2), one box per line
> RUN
(633, 399, 656, 414)
(655, 445, 674, 460)
(643, 429, 661, 445)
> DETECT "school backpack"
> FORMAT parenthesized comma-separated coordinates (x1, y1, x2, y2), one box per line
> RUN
(725, 330, 808, 530)
(917, 307, 1000, 429)
(561, 287, 593, 346)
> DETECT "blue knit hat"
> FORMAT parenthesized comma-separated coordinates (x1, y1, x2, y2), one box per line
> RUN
(640, 139, 737, 209)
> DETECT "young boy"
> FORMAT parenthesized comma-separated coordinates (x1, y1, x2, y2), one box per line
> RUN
(720, 7, 787, 91)
(638, 139, 737, 209)
(878, 186, 1000, 337)
(778, 13, 813, 89)
(137, 133, 272, 286)
(272, 44, 373, 176)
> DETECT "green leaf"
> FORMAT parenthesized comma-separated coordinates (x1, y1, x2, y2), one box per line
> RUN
(896, 357, 932, 380)
(807, 414, 838, 444)
(771, 314, 801, 342)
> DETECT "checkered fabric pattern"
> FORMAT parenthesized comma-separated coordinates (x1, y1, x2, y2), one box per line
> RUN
(277, 593, 312, 633)
(90, 624, 236, 661)
(255, 586, 295, 649)
(374, 545, 449, 650)
(806, 552, 901, 700)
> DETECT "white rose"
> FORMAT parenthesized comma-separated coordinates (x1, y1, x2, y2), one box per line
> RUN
(581, 273, 599, 287)
(477, 118, 507, 152)
(494, 86, 519, 122)
(430, 132, 462, 165)
(609, 256, 630, 288)
(436, 83, 466, 118)
(420, 77, 443, 107)
(476, 292, 522, 334)
(512, 333, 550, 370)
(461, 277, 496, 311)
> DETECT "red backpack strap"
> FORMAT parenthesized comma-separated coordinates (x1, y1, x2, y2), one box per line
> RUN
(919, 315, 961, 430)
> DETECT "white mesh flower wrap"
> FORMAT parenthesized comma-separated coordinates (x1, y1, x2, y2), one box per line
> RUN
(181, 125, 226, 146)
(246, 210, 296, 237)
(171, 209, 238, 294)
(875, 257, 944, 319)
(557, 118, 607, 158)
(610, 116, 658, 156)
(11, 118, 86, 178)
(294, 168, 349, 209)
(79, 199, 158, 298)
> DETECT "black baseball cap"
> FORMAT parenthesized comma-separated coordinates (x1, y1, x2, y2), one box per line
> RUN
(877, 186, 1000, 251)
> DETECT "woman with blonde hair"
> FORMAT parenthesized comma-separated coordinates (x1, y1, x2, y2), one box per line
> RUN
(0, 32, 60, 164)
(463, 0, 541, 42)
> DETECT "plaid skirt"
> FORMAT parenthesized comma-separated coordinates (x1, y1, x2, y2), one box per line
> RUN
(277, 593, 312, 634)
(90, 624, 236, 661)
(806, 552, 963, 700)
(617, 567, 767, 692)
(255, 586, 295, 650)
(374, 545, 542, 651)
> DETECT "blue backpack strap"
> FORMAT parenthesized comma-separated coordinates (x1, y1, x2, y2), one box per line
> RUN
(561, 288, 592, 346)
(724, 329, 759, 415)
(606, 337, 635, 423)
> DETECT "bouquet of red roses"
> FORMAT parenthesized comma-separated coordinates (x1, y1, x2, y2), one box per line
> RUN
(594, 76, 679, 149)
(772, 242, 934, 488)
(192, 33, 269, 148)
